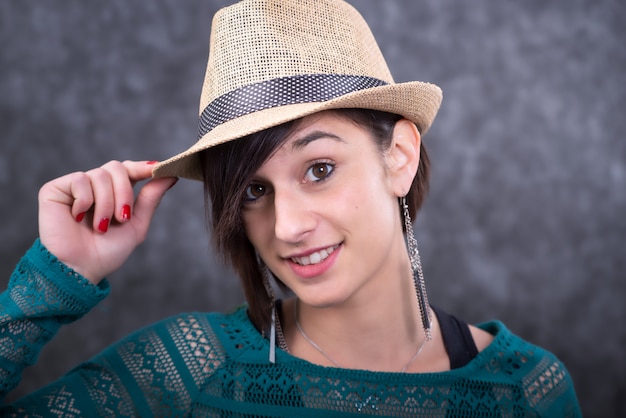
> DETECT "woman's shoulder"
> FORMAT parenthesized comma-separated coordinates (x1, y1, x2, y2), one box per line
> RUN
(146, 305, 265, 358)
(98, 305, 262, 381)
(467, 320, 580, 415)
(152, 304, 256, 342)
(472, 320, 568, 374)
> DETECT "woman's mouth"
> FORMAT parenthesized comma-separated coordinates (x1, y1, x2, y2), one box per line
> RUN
(290, 245, 339, 266)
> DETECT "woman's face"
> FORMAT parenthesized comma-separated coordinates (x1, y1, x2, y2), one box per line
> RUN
(241, 111, 413, 308)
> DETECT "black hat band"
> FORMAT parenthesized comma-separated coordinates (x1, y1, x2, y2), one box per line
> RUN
(198, 74, 388, 139)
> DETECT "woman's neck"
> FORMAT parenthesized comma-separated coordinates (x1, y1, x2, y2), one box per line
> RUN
(281, 264, 440, 372)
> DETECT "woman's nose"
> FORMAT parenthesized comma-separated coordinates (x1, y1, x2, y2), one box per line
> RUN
(273, 189, 316, 244)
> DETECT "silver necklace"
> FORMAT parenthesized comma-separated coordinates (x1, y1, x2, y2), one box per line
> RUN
(294, 298, 429, 372)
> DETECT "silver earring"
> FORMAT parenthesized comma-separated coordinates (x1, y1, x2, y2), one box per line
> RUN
(401, 196, 432, 341)
(261, 265, 278, 364)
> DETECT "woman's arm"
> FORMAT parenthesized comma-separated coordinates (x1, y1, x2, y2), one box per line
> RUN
(0, 239, 110, 401)
(0, 249, 218, 414)
(0, 160, 177, 406)
(0, 241, 219, 416)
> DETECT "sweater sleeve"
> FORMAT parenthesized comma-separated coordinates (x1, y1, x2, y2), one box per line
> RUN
(0, 239, 110, 401)
(0, 242, 225, 416)
(522, 350, 583, 418)
(476, 321, 583, 418)
(1, 312, 225, 416)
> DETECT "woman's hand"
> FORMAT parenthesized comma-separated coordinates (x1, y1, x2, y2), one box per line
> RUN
(38, 160, 178, 284)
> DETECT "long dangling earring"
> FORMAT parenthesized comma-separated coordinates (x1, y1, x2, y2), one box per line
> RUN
(260, 263, 278, 364)
(401, 196, 432, 341)
(259, 256, 289, 363)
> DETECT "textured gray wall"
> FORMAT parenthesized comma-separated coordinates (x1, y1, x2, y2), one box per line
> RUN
(0, 1, 624, 416)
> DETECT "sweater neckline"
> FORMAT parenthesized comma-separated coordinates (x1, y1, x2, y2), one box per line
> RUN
(229, 305, 509, 378)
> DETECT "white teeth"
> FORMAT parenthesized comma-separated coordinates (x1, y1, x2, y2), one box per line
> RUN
(309, 252, 321, 264)
(291, 245, 337, 266)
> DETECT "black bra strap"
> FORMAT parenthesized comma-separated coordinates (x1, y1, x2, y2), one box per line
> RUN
(431, 305, 479, 369)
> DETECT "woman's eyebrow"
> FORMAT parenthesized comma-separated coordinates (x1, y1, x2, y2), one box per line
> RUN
(290, 131, 345, 151)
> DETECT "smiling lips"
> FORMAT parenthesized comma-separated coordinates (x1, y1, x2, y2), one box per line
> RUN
(290, 245, 339, 266)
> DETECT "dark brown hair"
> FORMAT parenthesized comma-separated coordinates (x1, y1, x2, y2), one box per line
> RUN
(200, 109, 430, 332)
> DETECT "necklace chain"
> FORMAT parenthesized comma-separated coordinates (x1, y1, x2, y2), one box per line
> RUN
(294, 299, 428, 372)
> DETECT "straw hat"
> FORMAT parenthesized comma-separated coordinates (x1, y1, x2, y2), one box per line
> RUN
(153, 0, 442, 180)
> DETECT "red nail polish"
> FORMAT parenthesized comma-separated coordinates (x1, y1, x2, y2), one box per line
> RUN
(98, 218, 110, 233)
(76, 212, 86, 223)
(147, 160, 158, 165)
(122, 204, 131, 220)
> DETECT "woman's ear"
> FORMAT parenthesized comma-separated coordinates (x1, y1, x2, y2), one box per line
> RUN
(386, 119, 421, 196)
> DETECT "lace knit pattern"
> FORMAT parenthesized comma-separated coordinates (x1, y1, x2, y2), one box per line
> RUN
(0, 240, 109, 400)
(0, 241, 582, 417)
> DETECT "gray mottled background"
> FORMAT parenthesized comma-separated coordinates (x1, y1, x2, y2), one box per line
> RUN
(0, 0, 624, 416)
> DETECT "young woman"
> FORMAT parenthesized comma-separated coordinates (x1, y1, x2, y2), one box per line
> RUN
(0, 0, 581, 416)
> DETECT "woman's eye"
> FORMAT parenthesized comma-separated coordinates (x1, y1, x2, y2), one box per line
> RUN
(305, 162, 334, 182)
(244, 183, 267, 201)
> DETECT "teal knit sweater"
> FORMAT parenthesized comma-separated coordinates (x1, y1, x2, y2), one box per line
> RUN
(0, 240, 581, 417)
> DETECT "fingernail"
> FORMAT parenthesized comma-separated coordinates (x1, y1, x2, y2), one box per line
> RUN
(147, 160, 158, 165)
(76, 212, 86, 223)
(122, 204, 131, 220)
(98, 218, 110, 233)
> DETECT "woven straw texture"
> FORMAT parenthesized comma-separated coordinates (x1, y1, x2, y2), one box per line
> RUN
(153, 0, 442, 180)
(204, 0, 393, 100)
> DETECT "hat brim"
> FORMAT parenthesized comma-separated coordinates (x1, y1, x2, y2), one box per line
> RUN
(152, 81, 442, 180)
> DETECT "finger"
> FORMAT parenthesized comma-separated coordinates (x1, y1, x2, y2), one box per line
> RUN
(86, 167, 115, 233)
(39, 171, 95, 221)
(68, 172, 96, 221)
(101, 160, 136, 223)
(121, 160, 162, 185)
(131, 177, 178, 242)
